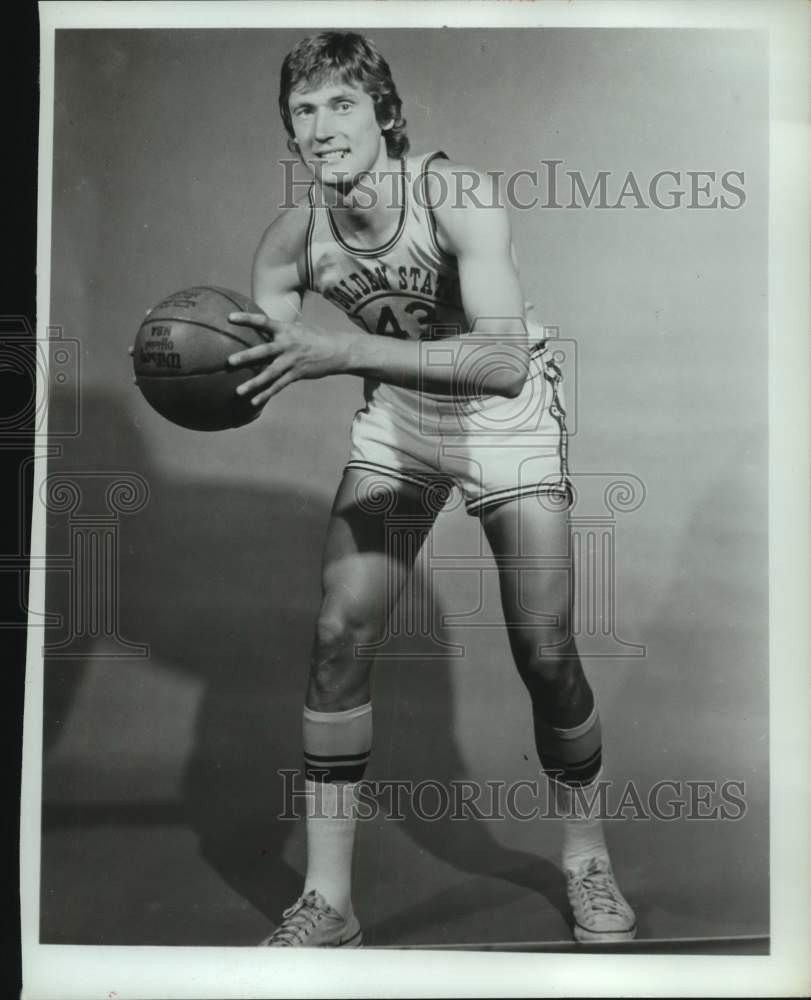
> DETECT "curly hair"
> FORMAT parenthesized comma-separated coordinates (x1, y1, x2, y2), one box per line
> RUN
(279, 32, 409, 158)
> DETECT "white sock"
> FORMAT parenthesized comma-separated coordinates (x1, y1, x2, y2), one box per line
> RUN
(302, 779, 358, 917)
(300, 702, 372, 917)
(552, 776, 610, 874)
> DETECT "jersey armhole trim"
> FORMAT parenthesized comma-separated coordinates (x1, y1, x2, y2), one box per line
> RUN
(421, 151, 455, 263)
(304, 184, 316, 291)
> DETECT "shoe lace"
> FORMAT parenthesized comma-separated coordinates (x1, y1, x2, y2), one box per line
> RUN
(569, 859, 627, 916)
(266, 892, 326, 946)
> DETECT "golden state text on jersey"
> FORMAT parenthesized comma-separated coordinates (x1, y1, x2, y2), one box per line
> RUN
(303, 152, 467, 345)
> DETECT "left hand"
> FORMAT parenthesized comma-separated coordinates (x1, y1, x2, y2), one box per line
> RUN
(227, 312, 351, 407)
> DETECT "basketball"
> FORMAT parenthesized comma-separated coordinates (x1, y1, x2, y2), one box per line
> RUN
(132, 286, 271, 431)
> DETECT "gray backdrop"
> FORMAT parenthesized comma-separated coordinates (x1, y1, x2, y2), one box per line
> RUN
(42, 28, 768, 947)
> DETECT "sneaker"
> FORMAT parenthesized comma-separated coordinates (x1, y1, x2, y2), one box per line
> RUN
(565, 857, 637, 943)
(260, 890, 362, 948)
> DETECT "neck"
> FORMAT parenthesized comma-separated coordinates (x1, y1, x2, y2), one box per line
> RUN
(324, 152, 402, 232)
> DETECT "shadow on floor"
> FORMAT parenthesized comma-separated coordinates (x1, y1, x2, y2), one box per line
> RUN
(41, 387, 570, 945)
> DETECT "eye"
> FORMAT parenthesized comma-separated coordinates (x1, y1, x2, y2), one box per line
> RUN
(337, 101, 353, 112)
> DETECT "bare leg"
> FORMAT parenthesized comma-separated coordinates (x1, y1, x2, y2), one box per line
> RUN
(307, 469, 439, 710)
(264, 470, 440, 945)
(481, 495, 636, 942)
(481, 495, 592, 729)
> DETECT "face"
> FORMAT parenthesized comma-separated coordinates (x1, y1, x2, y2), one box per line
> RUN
(288, 79, 390, 189)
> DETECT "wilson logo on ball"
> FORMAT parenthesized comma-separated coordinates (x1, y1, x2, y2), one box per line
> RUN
(132, 285, 270, 431)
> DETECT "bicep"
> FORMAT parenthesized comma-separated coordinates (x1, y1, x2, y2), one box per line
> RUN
(250, 214, 306, 323)
(437, 175, 527, 337)
(457, 237, 526, 337)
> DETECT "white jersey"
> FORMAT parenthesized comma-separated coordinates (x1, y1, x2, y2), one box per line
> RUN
(303, 151, 569, 514)
(305, 151, 488, 410)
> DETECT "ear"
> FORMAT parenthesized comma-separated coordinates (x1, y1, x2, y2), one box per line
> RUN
(381, 119, 394, 132)
(287, 137, 301, 155)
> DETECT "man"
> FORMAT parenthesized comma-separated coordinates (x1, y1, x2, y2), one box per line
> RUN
(227, 31, 636, 947)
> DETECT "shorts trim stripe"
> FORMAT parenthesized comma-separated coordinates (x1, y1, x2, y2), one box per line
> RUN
(345, 459, 452, 494)
(467, 356, 573, 516)
(467, 481, 572, 517)
(547, 367, 570, 482)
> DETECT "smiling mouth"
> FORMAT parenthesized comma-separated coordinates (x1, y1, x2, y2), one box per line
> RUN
(315, 149, 350, 163)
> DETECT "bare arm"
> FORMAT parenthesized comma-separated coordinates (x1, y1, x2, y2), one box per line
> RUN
(250, 208, 307, 323)
(341, 167, 529, 393)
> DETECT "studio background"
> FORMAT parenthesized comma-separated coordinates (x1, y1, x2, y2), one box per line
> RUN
(41, 27, 768, 947)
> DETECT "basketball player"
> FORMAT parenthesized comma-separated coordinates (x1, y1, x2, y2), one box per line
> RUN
(227, 32, 636, 946)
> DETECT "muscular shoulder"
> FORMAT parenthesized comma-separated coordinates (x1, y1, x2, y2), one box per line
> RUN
(254, 197, 311, 270)
(252, 195, 312, 301)
(422, 158, 510, 257)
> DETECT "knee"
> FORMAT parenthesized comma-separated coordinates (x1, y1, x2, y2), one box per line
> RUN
(309, 611, 376, 711)
(313, 610, 380, 662)
(518, 646, 582, 701)
(313, 613, 348, 660)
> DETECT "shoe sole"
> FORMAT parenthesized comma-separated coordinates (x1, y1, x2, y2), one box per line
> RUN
(333, 928, 362, 948)
(259, 927, 363, 948)
(574, 922, 637, 944)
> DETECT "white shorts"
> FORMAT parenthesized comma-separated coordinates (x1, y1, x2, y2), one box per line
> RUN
(346, 343, 571, 517)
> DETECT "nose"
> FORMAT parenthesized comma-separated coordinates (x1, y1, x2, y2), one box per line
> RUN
(313, 106, 335, 142)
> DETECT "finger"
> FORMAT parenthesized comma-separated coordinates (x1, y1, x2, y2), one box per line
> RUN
(236, 355, 293, 398)
(228, 311, 280, 331)
(250, 370, 297, 407)
(228, 341, 283, 369)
